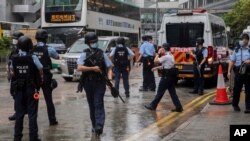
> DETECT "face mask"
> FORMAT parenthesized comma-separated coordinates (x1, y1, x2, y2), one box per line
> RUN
(12, 39, 18, 45)
(239, 41, 243, 46)
(117, 44, 123, 47)
(90, 42, 98, 48)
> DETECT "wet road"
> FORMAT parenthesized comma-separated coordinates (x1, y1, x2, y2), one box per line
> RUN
(0, 67, 216, 141)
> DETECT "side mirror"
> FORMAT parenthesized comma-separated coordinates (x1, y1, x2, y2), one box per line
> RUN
(67, 48, 71, 52)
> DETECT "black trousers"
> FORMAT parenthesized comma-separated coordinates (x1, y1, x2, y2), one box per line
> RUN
(193, 65, 205, 92)
(41, 72, 57, 123)
(14, 85, 39, 141)
(232, 68, 250, 109)
(142, 57, 156, 90)
(83, 80, 106, 129)
(150, 76, 182, 109)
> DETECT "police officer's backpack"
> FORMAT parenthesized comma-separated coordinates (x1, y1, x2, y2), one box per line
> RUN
(32, 45, 52, 70)
(114, 46, 129, 70)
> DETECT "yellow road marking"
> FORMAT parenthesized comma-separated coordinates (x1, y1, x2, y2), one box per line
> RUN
(125, 92, 215, 141)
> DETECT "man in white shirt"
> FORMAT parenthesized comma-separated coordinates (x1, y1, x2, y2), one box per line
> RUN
(145, 43, 183, 112)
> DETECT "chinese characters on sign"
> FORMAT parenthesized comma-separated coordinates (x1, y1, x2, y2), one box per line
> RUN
(51, 14, 76, 22)
(99, 18, 135, 29)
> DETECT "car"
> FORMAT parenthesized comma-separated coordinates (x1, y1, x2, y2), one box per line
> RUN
(60, 36, 131, 82)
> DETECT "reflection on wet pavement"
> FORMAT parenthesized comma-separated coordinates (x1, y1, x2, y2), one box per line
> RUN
(0, 67, 216, 141)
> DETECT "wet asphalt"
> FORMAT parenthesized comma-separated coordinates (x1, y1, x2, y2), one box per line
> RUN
(0, 66, 217, 141)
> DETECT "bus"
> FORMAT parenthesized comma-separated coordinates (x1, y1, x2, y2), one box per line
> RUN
(158, 9, 230, 80)
(41, 0, 141, 47)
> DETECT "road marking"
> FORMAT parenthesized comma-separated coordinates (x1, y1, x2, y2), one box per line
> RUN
(125, 91, 215, 141)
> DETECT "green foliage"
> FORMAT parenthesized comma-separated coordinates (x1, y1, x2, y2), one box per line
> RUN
(0, 37, 12, 49)
(0, 37, 11, 57)
(224, 0, 250, 39)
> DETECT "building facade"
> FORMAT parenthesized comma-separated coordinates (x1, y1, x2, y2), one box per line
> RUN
(140, 0, 179, 43)
(179, 0, 236, 13)
(0, 0, 41, 29)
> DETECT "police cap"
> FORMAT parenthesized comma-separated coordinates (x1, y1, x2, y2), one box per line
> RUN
(17, 36, 33, 52)
(116, 37, 125, 45)
(84, 32, 98, 44)
(12, 31, 24, 40)
(35, 29, 48, 40)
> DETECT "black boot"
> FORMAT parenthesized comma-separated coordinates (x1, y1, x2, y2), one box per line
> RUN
(8, 113, 16, 121)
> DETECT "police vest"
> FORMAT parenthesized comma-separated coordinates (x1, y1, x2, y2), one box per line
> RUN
(114, 46, 129, 70)
(12, 55, 37, 88)
(195, 47, 207, 65)
(81, 48, 106, 81)
(32, 45, 52, 70)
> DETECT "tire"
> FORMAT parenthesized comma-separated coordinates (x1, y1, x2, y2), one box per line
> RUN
(63, 77, 73, 82)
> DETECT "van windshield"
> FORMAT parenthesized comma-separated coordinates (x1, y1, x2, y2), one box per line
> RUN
(166, 23, 204, 47)
(68, 39, 108, 53)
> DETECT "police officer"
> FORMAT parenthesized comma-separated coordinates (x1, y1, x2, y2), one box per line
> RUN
(77, 32, 113, 136)
(228, 34, 250, 113)
(145, 43, 183, 112)
(7, 31, 24, 121)
(189, 37, 208, 95)
(33, 29, 59, 125)
(11, 36, 43, 141)
(109, 37, 135, 98)
(137, 35, 156, 91)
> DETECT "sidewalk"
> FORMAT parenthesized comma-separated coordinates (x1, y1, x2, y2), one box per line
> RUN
(163, 96, 250, 141)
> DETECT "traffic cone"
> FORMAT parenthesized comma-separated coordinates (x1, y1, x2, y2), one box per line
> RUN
(210, 64, 231, 105)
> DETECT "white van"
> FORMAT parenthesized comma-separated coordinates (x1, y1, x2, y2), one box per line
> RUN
(60, 36, 129, 81)
(158, 9, 229, 80)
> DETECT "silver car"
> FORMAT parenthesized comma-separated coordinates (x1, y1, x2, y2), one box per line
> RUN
(61, 36, 129, 82)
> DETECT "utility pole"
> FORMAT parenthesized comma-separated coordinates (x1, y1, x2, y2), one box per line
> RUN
(155, 0, 158, 44)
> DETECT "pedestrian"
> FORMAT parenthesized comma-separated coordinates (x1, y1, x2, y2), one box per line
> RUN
(77, 32, 113, 136)
(136, 35, 156, 92)
(11, 36, 43, 141)
(144, 43, 183, 112)
(109, 37, 135, 98)
(33, 29, 59, 126)
(6, 31, 24, 121)
(228, 33, 250, 113)
(189, 37, 208, 95)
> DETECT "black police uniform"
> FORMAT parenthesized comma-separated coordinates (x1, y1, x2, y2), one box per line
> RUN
(193, 47, 207, 94)
(113, 38, 130, 97)
(33, 29, 58, 125)
(81, 48, 107, 135)
(12, 36, 41, 141)
(32, 45, 57, 125)
(8, 31, 24, 121)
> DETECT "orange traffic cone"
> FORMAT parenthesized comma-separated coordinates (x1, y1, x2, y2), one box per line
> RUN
(210, 64, 231, 105)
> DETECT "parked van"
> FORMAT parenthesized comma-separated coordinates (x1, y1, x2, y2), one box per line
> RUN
(61, 36, 131, 81)
(158, 9, 230, 80)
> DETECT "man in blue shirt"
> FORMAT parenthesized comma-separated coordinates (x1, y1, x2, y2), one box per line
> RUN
(189, 37, 208, 95)
(77, 32, 113, 136)
(228, 34, 250, 113)
(136, 35, 156, 91)
(33, 29, 59, 126)
(109, 37, 135, 97)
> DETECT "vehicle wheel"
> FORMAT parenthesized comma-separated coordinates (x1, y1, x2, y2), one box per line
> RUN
(63, 77, 73, 82)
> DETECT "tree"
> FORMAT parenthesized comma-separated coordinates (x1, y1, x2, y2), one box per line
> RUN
(224, 0, 250, 39)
